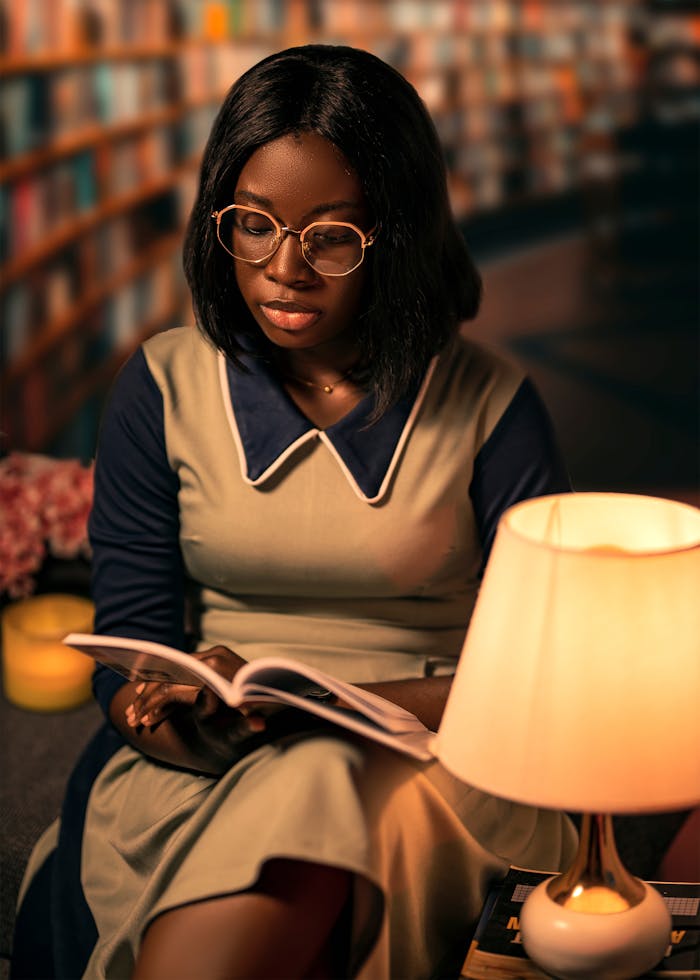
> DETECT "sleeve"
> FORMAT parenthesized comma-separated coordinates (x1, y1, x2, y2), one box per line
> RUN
(469, 378, 571, 570)
(88, 347, 185, 716)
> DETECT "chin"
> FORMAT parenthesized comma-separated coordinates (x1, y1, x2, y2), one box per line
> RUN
(258, 325, 318, 349)
(256, 319, 355, 354)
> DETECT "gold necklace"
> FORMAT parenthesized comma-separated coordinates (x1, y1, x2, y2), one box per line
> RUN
(284, 366, 356, 395)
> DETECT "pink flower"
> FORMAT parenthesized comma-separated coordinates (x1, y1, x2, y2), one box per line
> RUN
(0, 453, 94, 599)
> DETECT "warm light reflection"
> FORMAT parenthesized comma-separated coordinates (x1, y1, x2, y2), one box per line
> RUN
(2, 594, 94, 711)
(562, 885, 631, 914)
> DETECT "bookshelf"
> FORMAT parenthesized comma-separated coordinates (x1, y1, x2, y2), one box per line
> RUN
(0, 0, 279, 455)
(1, 0, 698, 457)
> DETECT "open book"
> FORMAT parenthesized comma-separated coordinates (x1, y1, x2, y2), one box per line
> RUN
(64, 633, 436, 761)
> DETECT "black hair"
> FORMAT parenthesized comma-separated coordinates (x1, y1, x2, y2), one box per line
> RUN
(184, 44, 482, 418)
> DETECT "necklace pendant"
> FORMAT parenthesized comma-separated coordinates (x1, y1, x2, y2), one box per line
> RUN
(322, 384, 334, 394)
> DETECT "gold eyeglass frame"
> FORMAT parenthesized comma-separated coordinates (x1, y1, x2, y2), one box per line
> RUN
(211, 204, 377, 277)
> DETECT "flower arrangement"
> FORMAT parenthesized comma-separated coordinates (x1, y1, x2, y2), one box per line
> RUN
(0, 453, 94, 600)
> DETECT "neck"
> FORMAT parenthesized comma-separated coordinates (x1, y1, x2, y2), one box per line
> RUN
(275, 346, 361, 390)
(285, 366, 357, 395)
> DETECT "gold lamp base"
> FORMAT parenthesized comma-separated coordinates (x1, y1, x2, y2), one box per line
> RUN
(520, 813, 671, 980)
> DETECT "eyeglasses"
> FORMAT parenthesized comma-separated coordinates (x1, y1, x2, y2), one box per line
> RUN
(211, 204, 377, 277)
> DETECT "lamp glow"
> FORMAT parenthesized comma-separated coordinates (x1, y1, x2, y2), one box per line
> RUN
(435, 492, 700, 980)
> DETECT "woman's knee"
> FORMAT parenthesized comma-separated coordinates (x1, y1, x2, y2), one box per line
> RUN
(133, 859, 351, 980)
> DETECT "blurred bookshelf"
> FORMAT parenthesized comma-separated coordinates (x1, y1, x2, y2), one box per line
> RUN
(1, 0, 698, 458)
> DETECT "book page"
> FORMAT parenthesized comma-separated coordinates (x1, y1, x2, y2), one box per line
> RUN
(236, 658, 427, 734)
(63, 634, 236, 702)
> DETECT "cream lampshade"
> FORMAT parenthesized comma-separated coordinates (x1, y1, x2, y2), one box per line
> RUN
(435, 492, 700, 980)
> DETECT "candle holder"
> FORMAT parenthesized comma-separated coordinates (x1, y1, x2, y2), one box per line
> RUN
(2, 593, 95, 711)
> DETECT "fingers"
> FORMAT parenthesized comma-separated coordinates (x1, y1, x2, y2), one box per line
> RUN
(243, 711, 267, 733)
(194, 687, 267, 736)
(191, 645, 248, 683)
(193, 685, 222, 720)
(123, 646, 257, 742)
(124, 679, 266, 742)
(125, 680, 200, 729)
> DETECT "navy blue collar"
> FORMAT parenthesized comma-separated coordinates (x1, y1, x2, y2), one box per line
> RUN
(218, 343, 435, 503)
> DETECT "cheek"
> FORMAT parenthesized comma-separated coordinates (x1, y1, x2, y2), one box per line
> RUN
(332, 281, 362, 313)
(234, 265, 254, 301)
(333, 269, 369, 317)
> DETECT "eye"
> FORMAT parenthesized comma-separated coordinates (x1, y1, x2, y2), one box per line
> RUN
(233, 212, 276, 236)
(308, 226, 357, 247)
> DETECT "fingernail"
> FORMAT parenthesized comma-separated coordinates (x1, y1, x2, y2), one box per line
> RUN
(135, 682, 145, 694)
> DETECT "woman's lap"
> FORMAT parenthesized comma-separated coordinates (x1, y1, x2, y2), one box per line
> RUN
(75, 730, 575, 979)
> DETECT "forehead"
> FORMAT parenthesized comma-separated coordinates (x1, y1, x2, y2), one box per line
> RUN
(234, 132, 366, 217)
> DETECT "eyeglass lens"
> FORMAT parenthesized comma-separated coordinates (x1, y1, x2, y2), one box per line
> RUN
(218, 207, 365, 275)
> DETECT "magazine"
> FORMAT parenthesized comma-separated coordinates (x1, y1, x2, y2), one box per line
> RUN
(63, 632, 436, 761)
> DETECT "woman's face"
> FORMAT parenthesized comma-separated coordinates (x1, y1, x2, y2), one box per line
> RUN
(230, 132, 373, 357)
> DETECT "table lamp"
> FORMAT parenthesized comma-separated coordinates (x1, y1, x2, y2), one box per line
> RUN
(435, 492, 700, 980)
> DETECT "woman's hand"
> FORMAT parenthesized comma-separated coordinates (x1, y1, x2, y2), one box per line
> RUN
(112, 646, 270, 775)
(125, 645, 250, 728)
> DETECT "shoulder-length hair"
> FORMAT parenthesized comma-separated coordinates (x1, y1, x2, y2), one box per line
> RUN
(184, 44, 482, 418)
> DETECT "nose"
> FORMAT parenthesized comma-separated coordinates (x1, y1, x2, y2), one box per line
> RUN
(264, 229, 317, 286)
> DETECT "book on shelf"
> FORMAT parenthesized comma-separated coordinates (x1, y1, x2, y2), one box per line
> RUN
(63, 633, 437, 761)
(460, 866, 700, 979)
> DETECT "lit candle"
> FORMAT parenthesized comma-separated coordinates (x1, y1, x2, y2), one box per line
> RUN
(2, 593, 95, 711)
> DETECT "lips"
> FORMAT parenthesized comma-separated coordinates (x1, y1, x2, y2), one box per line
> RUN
(260, 300, 321, 331)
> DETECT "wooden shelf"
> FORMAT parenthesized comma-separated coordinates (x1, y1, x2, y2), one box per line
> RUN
(29, 302, 186, 452)
(0, 43, 184, 74)
(1, 157, 197, 289)
(0, 96, 224, 184)
(0, 38, 247, 75)
(2, 230, 185, 384)
(0, 32, 286, 75)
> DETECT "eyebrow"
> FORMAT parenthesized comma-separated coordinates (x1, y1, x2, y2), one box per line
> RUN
(234, 189, 362, 219)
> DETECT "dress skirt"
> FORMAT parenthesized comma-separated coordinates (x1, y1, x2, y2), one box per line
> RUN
(55, 727, 576, 979)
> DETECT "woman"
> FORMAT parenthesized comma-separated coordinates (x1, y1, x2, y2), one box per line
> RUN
(15, 45, 575, 979)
